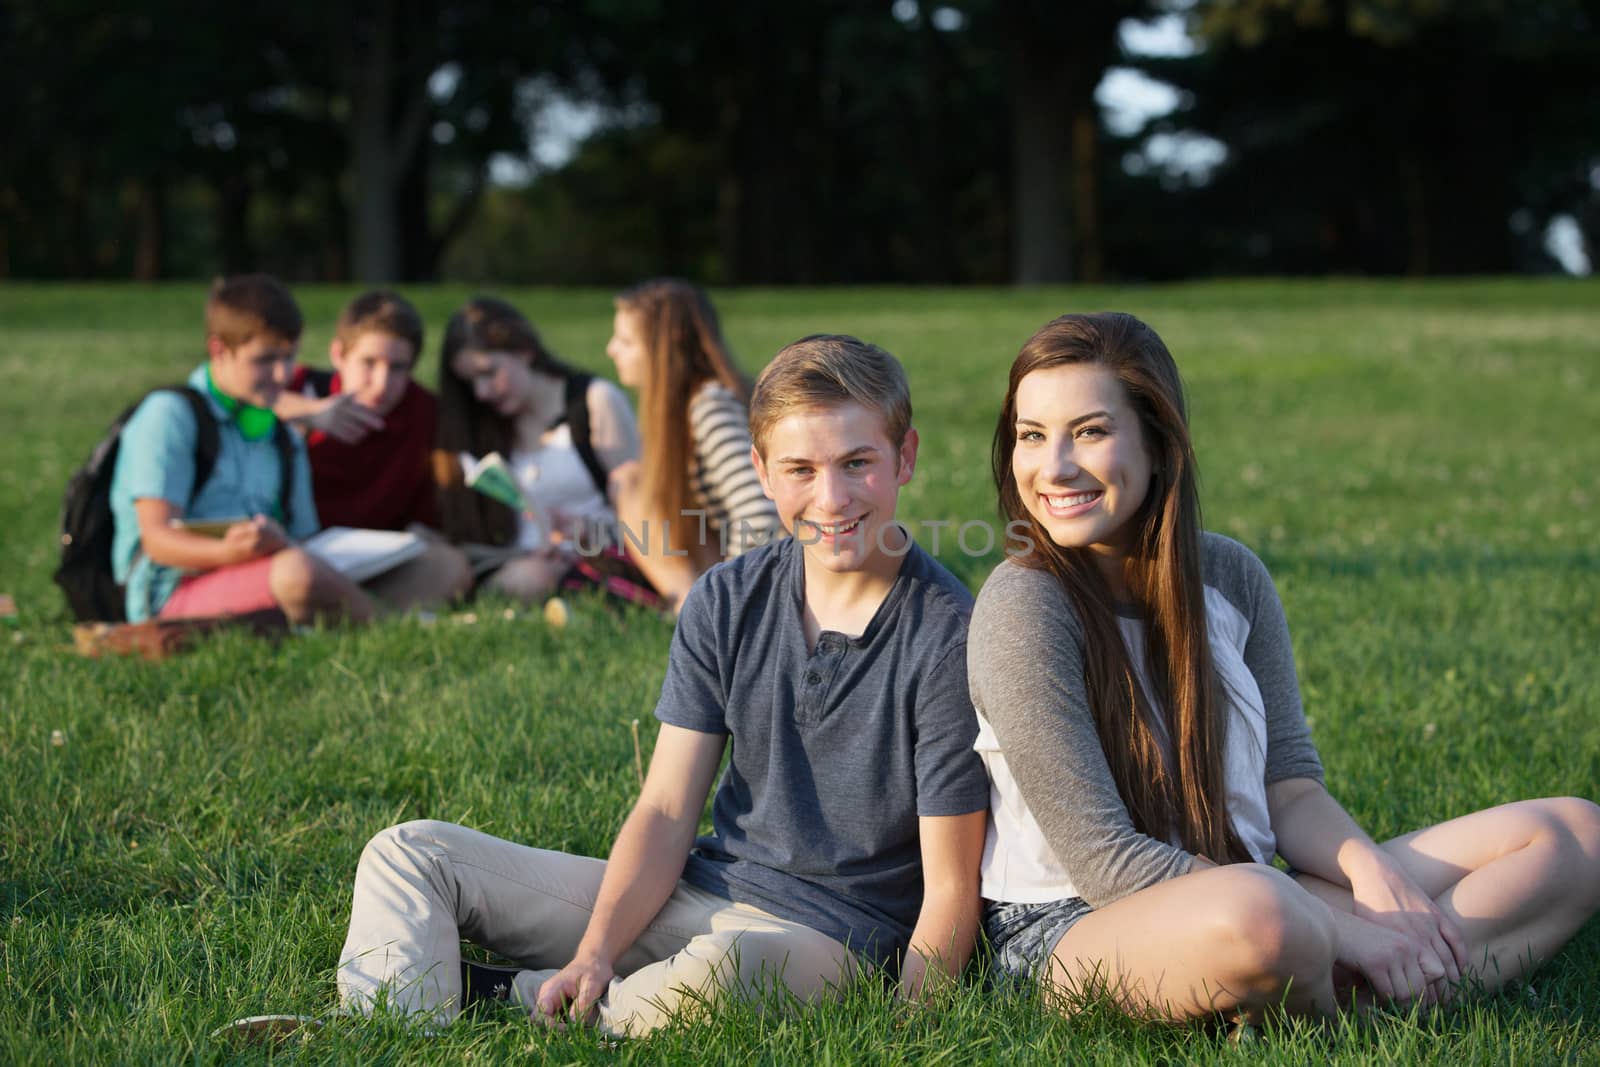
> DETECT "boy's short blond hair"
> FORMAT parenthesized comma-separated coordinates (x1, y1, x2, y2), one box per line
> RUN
(335, 289, 424, 361)
(749, 334, 912, 457)
(205, 273, 303, 348)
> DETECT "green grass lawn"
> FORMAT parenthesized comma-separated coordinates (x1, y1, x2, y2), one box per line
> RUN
(2, 280, 1598, 1064)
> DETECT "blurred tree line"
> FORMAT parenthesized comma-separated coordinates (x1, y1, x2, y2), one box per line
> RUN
(1, 0, 1595, 284)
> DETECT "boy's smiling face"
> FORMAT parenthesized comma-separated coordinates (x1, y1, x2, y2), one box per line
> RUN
(209, 332, 297, 409)
(753, 401, 917, 578)
(332, 330, 417, 416)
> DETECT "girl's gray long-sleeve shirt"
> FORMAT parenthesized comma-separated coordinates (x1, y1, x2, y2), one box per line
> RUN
(969, 532, 1323, 908)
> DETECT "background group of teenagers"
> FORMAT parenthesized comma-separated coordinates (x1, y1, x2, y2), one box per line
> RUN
(104, 274, 783, 628)
(110, 276, 1600, 1040)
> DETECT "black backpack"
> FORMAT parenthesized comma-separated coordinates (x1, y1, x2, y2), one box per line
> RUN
(53, 386, 296, 622)
(562, 371, 611, 495)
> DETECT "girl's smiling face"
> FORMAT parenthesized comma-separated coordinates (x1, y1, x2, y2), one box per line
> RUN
(1011, 363, 1154, 562)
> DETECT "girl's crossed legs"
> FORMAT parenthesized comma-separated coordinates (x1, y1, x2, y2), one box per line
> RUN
(1043, 797, 1600, 1022)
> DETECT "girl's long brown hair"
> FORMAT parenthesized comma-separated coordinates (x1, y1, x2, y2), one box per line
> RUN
(434, 296, 581, 546)
(992, 312, 1248, 864)
(615, 279, 750, 553)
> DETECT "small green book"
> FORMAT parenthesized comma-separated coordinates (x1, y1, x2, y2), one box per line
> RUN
(459, 451, 528, 512)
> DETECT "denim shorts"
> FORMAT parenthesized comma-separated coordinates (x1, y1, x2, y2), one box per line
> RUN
(982, 896, 1094, 980)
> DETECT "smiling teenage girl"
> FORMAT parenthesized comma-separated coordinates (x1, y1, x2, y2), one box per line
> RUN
(969, 311, 1600, 1022)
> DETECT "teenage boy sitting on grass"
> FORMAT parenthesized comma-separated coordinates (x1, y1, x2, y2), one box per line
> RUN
(275, 290, 471, 610)
(110, 274, 375, 625)
(334, 334, 989, 1037)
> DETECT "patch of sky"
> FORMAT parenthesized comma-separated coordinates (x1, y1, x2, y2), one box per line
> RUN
(489, 80, 619, 187)
(1101, 13, 1228, 185)
(1545, 216, 1591, 276)
(429, 62, 461, 102)
(892, 1, 964, 31)
(1118, 12, 1198, 57)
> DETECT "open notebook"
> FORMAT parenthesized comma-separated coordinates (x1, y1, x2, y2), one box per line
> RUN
(302, 526, 427, 583)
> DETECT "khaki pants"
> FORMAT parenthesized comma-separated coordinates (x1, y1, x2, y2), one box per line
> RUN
(337, 820, 857, 1036)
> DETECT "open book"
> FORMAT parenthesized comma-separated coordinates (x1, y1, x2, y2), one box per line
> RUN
(302, 526, 427, 583)
(460, 451, 528, 512)
(459, 451, 563, 549)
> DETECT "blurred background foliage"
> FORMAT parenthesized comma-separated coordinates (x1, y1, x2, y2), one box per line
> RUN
(1, 0, 1595, 285)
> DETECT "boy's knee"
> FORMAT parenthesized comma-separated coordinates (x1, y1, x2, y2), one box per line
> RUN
(268, 547, 319, 606)
(271, 545, 372, 619)
(434, 543, 474, 600)
(701, 926, 850, 996)
(358, 819, 459, 875)
(368, 818, 457, 850)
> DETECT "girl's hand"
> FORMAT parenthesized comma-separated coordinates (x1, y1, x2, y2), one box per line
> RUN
(1332, 910, 1435, 1006)
(1349, 855, 1468, 1003)
(547, 507, 593, 546)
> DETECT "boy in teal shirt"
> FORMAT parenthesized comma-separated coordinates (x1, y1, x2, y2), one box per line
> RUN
(110, 274, 374, 623)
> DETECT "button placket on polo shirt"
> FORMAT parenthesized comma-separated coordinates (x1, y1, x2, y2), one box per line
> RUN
(796, 633, 848, 725)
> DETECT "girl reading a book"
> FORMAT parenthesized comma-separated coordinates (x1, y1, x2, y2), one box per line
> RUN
(436, 296, 654, 605)
(605, 279, 780, 611)
(970, 311, 1600, 1023)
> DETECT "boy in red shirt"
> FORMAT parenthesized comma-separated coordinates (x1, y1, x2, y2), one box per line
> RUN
(282, 290, 470, 610)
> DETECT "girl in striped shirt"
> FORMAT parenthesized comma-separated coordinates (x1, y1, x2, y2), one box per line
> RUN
(606, 279, 780, 613)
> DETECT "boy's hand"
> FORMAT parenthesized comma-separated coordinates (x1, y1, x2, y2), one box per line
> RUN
(222, 515, 288, 563)
(302, 392, 384, 444)
(534, 955, 613, 1027)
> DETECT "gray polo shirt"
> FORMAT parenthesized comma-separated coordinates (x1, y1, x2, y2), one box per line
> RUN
(655, 535, 990, 968)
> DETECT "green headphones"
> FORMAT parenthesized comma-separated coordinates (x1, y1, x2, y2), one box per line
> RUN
(205, 367, 278, 441)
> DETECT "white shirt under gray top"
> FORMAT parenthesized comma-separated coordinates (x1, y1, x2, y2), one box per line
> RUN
(969, 532, 1324, 908)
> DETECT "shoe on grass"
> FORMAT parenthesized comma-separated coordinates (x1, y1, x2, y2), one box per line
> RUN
(210, 1014, 324, 1043)
(461, 958, 522, 1008)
